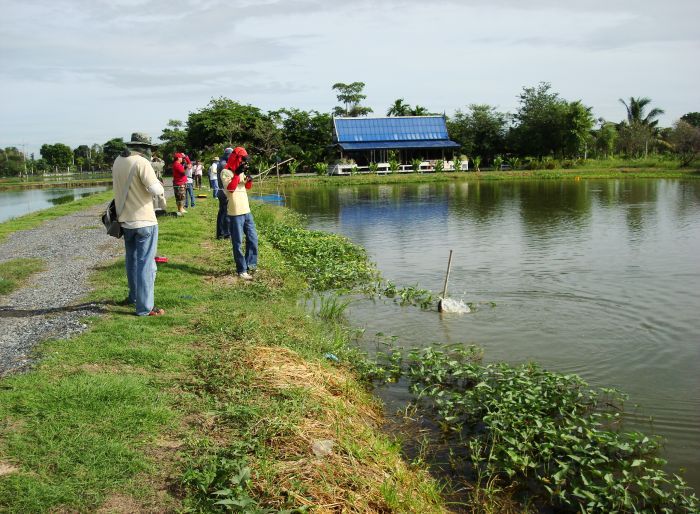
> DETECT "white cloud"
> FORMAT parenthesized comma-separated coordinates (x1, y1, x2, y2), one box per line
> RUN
(1, 0, 698, 155)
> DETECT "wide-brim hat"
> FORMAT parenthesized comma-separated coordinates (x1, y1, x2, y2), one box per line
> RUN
(125, 132, 158, 148)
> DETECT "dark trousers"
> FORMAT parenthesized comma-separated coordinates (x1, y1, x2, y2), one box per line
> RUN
(216, 189, 229, 239)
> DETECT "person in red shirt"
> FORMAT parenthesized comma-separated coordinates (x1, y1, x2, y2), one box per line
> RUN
(172, 152, 190, 215)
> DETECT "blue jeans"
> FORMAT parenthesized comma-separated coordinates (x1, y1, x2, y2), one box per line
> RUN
(210, 178, 219, 198)
(185, 183, 195, 207)
(216, 189, 229, 239)
(123, 225, 158, 316)
(227, 213, 258, 274)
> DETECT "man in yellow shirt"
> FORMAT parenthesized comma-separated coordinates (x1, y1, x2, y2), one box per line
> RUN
(220, 146, 258, 280)
(112, 133, 165, 316)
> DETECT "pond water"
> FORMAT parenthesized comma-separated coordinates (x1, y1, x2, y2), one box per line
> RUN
(0, 186, 111, 223)
(282, 179, 700, 491)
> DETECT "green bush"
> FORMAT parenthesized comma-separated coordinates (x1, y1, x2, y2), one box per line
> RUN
(313, 162, 328, 176)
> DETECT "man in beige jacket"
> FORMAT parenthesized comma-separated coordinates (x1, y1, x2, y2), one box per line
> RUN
(112, 133, 165, 316)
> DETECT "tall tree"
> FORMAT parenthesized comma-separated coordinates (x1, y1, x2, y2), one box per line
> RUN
(670, 120, 700, 167)
(186, 97, 274, 155)
(159, 119, 188, 162)
(387, 98, 411, 116)
(272, 108, 333, 167)
(40, 143, 73, 169)
(332, 82, 373, 117)
(564, 101, 595, 158)
(102, 138, 127, 164)
(447, 104, 508, 163)
(411, 105, 430, 116)
(619, 97, 664, 128)
(593, 120, 618, 159)
(0, 147, 25, 177)
(617, 97, 665, 158)
(680, 112, 700, 128)
(509, 83, 593, 159)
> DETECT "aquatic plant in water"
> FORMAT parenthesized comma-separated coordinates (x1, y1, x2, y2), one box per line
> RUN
(402, 345, 699, 513)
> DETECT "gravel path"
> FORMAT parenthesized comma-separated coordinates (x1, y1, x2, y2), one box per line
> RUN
(0, 202, 122, 376)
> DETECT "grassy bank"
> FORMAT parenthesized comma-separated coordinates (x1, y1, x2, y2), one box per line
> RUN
(0, 190, 113, 244)
(269, 166, 699, 188)
(0, 196, 447, 512)
(0, 176, 112, 191)
(0, 258, 46, 295)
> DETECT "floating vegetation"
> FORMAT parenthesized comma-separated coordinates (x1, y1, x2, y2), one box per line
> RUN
(364, 281, 436, 309)
(261, 220, 377, 291)
(258, 210, 439, 309)
(361, 344, 700, 513)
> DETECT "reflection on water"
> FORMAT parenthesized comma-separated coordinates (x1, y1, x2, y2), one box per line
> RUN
(0, 186, 110, 223)
(282, 179, 700, 491)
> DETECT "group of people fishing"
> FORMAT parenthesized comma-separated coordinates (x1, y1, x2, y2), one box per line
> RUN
(111, 133, 259, 318)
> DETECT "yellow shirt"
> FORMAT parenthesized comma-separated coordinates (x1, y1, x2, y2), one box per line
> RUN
(221, 169, 251, 216)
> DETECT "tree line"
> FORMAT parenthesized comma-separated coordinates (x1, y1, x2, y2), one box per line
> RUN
(2, 82, 699, 177)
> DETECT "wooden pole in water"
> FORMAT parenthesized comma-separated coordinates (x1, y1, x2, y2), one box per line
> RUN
(438, 250, 453, 312)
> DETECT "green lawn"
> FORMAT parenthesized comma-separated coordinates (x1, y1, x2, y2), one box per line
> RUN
(0, 258, 46, 295)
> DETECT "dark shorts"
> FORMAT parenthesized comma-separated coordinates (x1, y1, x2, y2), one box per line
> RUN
(174, 185, 186, 203)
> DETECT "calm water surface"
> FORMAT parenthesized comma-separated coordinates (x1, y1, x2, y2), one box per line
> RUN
(282, 179, 700, 491)
(0, 186, 110, 223)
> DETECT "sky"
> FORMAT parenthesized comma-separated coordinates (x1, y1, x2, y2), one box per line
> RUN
(1, 0, 698, 157)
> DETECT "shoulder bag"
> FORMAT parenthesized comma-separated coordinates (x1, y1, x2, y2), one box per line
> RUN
(102, 162, 138, 238)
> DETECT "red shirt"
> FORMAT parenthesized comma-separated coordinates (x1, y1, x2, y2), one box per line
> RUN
(172, 161, 187, 186)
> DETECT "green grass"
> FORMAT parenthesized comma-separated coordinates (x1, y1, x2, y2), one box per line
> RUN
(0, 190, 113, 244)
(0, 196, 447, 513)
(0, 175, 112, 190)
(268, 164, 699, 189)
(0, 258, 46, 295)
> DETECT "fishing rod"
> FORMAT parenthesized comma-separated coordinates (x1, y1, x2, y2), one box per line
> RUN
(249, 157, 295, 181)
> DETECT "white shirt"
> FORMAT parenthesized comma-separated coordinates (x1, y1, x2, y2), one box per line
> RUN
(209, 162, 218, 179)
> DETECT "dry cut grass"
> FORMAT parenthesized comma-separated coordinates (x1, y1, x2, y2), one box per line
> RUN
(245, 346, 448, 514)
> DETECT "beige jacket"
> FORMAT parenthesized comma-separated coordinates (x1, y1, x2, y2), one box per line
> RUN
(221, 168, 251, 216)
(112, 153, 159, 228)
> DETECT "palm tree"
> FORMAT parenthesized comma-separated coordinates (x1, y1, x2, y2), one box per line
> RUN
(619, 97, 664, 128)
(387, 98, 411, 116)
(411, 105, 430, 116)
(618, 97, 665, 157)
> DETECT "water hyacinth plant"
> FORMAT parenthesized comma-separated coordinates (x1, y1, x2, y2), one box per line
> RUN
(401, 345, 699, 513)
(262, 221, 376, 290)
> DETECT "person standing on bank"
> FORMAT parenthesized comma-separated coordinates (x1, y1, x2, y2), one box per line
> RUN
(208, 157, 219, 198)
(185, 161, 196, 209)
(172, 152, 190, 215)
(112, 132, 165, 316)
(194, 160, 203, 189)
(221, 146, 258, 280)
(215, 147, 233, 239)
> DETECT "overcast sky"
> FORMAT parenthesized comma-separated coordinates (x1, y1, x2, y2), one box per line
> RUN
(1, 0, 698, 156)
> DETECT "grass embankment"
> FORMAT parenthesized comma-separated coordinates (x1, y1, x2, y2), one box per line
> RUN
(0, 176, 112, 191)
(275, 163, 699, 187)
(0, 258, 46, 295)
(0, 195, 447, 512)
(0, 190, 113, 244)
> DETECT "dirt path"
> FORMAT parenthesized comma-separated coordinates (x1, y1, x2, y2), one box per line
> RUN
(0, 203, 122, 375)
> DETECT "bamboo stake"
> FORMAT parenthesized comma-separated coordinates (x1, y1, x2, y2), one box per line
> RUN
(438, 250, 453, 312)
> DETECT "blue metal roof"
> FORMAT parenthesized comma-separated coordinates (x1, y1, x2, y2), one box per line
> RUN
(334, 116, 453, 143)
(338, 140, 460, 150)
